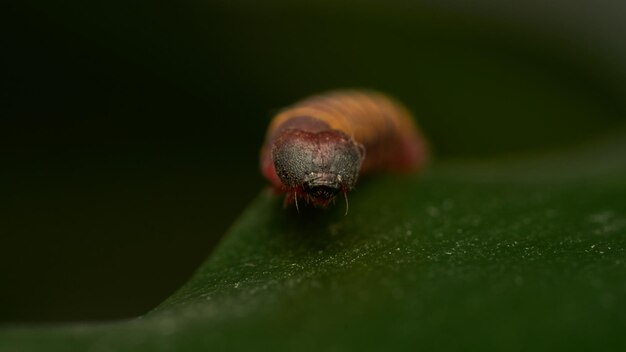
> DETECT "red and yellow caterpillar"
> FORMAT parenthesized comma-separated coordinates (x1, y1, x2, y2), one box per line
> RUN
(260, 90, 429, 211)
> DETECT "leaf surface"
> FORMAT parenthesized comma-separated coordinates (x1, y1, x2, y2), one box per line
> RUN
(2, 131, 626, 351)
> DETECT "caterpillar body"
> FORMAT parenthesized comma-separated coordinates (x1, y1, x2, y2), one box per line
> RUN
(260, 90, 429, 211)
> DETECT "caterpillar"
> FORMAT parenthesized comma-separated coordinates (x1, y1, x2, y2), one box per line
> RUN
(260, 90, 429, 212)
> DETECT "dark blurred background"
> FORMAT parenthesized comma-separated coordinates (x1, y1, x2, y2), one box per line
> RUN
(2, 0, 625, 323)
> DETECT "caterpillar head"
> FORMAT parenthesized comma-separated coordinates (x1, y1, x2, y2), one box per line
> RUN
(272, 129, 365, 208)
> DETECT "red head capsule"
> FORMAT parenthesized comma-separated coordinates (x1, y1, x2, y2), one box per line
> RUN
(260, 90, 429, 211)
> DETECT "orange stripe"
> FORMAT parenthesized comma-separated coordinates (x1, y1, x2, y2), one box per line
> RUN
(267, 90, 418, 148)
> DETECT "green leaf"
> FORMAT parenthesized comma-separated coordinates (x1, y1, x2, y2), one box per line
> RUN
(2, 130, 626, 351)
